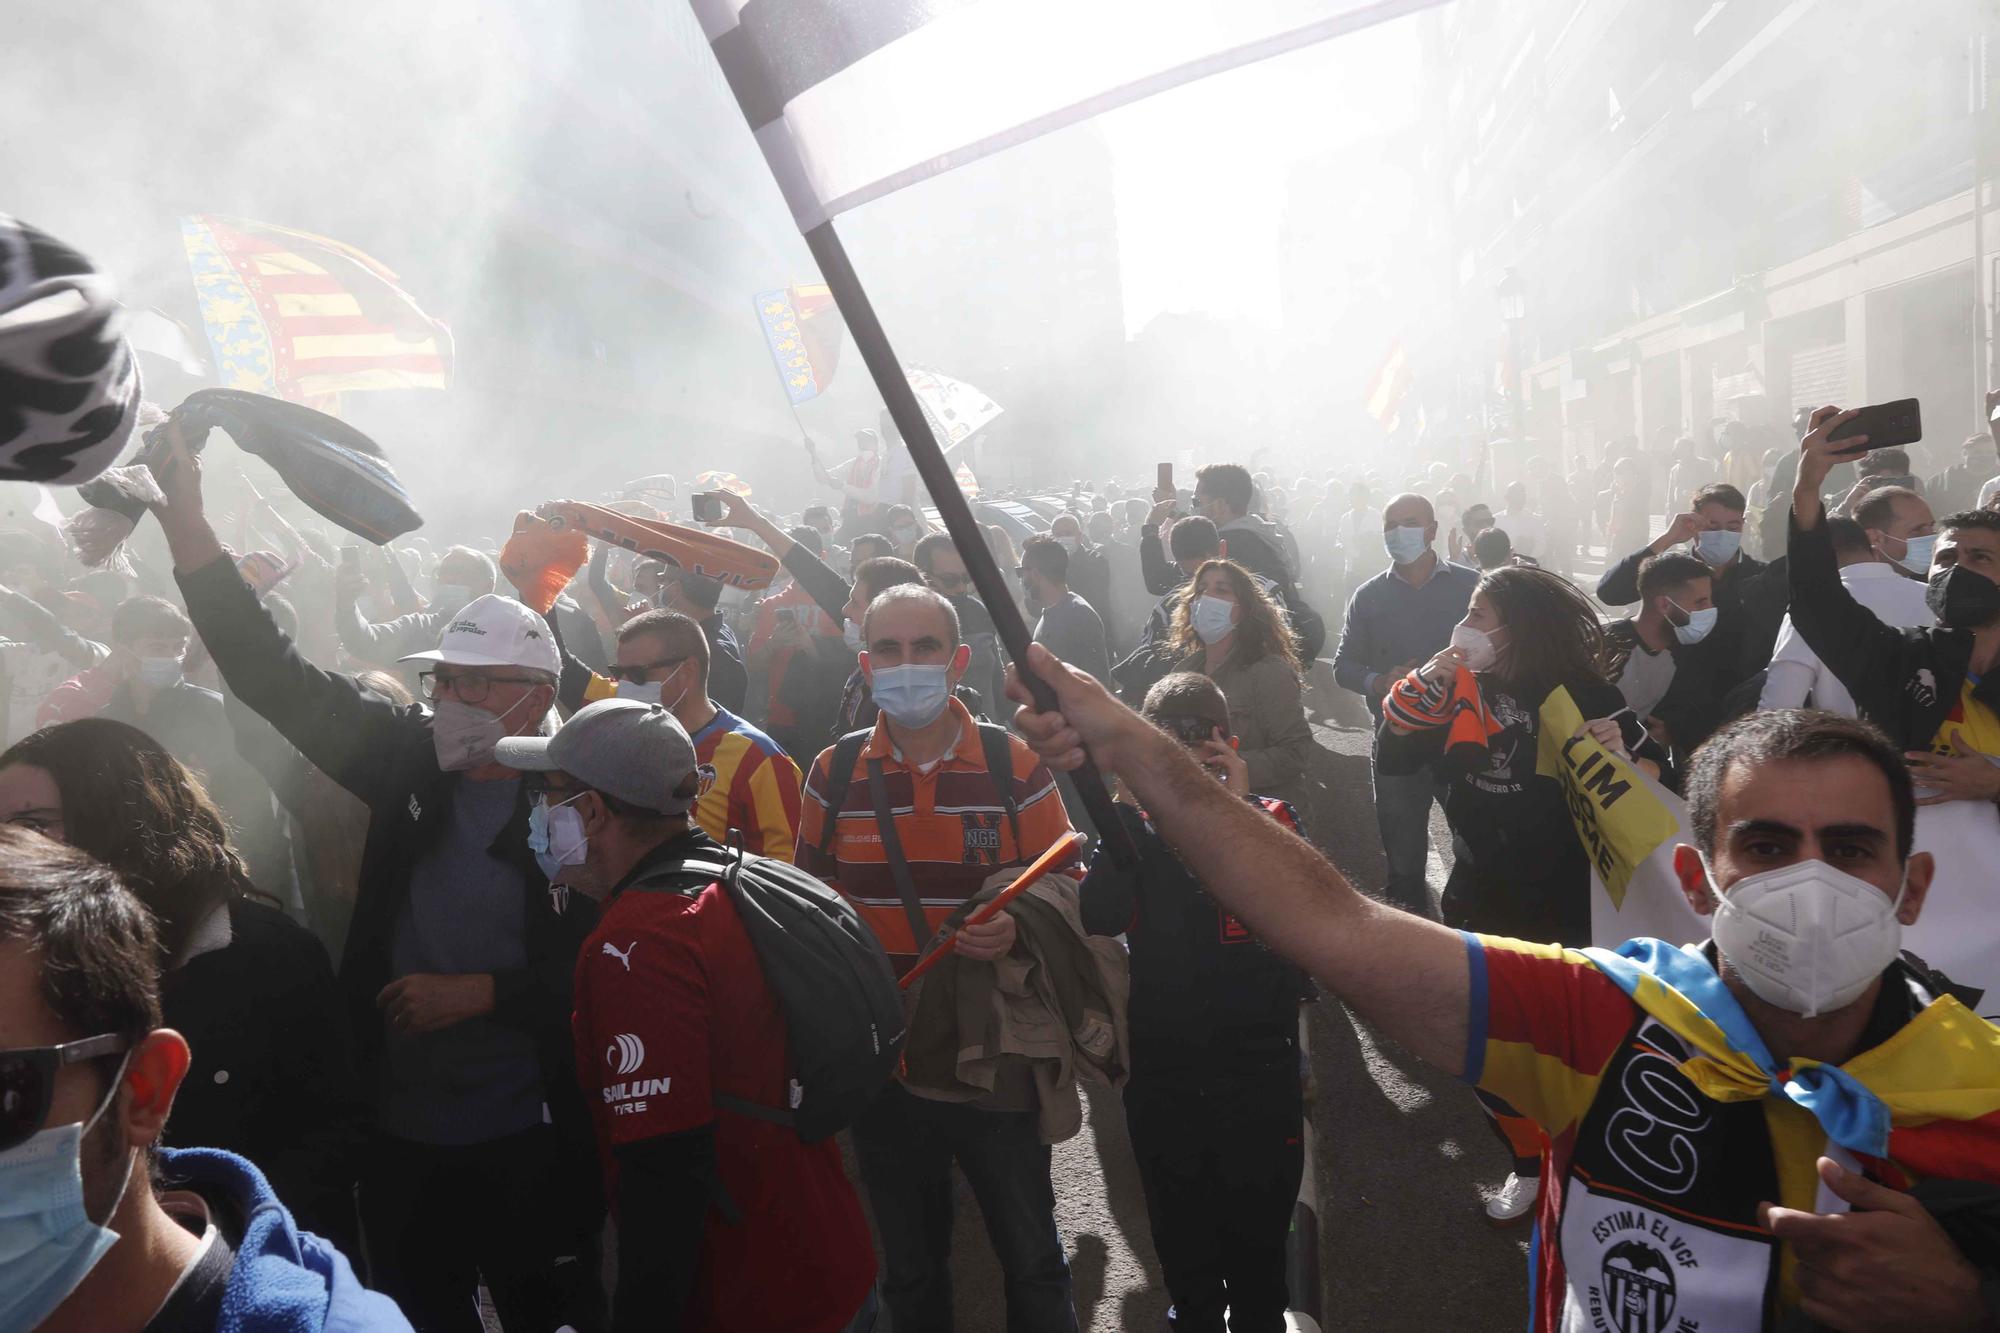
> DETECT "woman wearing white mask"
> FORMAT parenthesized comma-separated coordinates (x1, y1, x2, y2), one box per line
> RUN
(1381, 565, 1669, 1224)
(1167, 560, 1313, 817)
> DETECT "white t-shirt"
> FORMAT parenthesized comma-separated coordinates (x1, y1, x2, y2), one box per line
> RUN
(1337, 506, 1386, 573)
(1758, 561, 1933, 716)
(1492, 507, 1546, 558)
(1977, 474, 2000, 509)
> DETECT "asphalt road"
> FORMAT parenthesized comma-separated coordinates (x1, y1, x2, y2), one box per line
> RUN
(864, 700, 1533, 1332)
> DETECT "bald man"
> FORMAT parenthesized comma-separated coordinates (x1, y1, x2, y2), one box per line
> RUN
(1330, 492, 1478, 916)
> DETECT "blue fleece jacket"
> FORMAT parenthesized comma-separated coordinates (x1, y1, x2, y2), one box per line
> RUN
(155, 1147, 412, 1333)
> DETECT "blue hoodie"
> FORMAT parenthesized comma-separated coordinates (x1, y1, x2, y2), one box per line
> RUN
(155, 1147, 412, 1333)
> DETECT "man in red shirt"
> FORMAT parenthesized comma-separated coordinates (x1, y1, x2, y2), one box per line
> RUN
(496, 699, 877, 1332)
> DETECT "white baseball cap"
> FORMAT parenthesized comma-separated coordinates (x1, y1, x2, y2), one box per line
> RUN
(400, 593, 561, 676)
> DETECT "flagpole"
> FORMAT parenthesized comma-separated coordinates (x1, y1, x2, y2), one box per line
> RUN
(801, 220, 1135, 866)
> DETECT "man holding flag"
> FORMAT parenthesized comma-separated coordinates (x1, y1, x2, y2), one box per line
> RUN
(1007, 645, 2000, 1331)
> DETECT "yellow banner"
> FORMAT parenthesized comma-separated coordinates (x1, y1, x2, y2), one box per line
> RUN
(1535, 685, 1680, 908)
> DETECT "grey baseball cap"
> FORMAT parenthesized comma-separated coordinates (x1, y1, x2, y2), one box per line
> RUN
(494, 698, 698, 815)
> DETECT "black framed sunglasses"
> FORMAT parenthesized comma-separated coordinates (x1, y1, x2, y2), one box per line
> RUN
(1153, 712, 1225, 747)
(0, 1032, 130, 1152)
(605, 657, 687, 686)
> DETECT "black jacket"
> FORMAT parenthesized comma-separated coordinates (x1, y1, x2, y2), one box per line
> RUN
(1596, 542, 1788, 745)
(176, 556, 600, 1155)
(161, 897, 370, 1252)
(1787, 513, 1994, 749)
(1081, 800, 1311, 1063)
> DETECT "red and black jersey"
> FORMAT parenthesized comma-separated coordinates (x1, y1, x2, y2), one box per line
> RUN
(571, 833, 875, 1331)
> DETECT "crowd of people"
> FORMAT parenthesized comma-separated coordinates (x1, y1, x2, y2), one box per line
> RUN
(5, 386, 2000, 1333)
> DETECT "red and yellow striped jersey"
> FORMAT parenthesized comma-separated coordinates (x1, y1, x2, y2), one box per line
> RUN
(689, 706, 803, 862)
(1465, 932, 2000, 1331)
(797, 698, 1079, 969)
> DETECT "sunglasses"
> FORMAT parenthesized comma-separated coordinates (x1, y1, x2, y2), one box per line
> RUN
(1152, 712, 1226, 747)
(0, 1032, 129, 1152)
(605, 657, 686, 685)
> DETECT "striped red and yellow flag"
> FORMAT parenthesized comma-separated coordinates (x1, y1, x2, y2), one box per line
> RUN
(181, 214, 452, 407)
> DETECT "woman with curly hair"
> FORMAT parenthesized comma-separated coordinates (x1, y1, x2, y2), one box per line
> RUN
(1169, 558, 1314, 815)
(1378, 564, 1668, 1226)
(0, 716, 368, 1250)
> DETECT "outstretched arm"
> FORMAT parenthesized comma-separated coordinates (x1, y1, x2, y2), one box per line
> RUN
(1006, 645, 1471, 1073)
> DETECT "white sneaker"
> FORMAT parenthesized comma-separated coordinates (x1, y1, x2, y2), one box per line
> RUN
(1484, 1170, 1539, 1226)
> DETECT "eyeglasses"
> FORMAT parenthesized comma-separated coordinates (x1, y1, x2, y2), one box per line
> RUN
(1152, 712, 1225, 747)
(605, 657, 687, 685)
(418, 671, 543, 704)
(0, 1033, 129, 1152)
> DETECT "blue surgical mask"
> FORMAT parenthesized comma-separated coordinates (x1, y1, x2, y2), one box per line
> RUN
(1190, 594, 1236, 645)
(1384, 525, 1429, 565)
(135, 655, 182, 689)
(1891, 532, 1937, 576)
(1693, 529, 1741, 565)
(527, 795, 588, 881)
(1669, 602, 1719, 646)
(869, 662, 954, 728)
(0, 1057, 134, 1332)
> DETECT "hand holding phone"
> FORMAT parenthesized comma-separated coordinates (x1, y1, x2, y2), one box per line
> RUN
(1828, 398, 1920, 456)
(1154, 462, 1174, 504)
(692, 492, 726, 525)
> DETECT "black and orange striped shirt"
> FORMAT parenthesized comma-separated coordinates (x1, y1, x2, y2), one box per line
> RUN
(798, 698, 1080, 970)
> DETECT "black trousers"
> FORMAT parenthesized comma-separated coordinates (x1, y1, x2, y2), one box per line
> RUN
(1123, 1041, 1304, 1333)
(359, 1124, 603, 1333)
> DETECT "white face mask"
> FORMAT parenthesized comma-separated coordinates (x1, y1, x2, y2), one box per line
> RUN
(1703, 855, 1907, 1017)
(613, 668, 689, 714)
(1190, 594, 1236, 645)
(1384, 524, 1429, 565)
(135, 655, 183, 689)
(1694, 528, 1742, 565)
(1669, 602, 1719, 646)
(433, 582, 477, 613)
(430, 691, 535, 772)
(1450, 621, 1500, 672)
(527, 794, 589, 882)
(842, 619, 864, 652)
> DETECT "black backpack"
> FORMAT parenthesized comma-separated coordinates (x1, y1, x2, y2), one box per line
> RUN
(624, 845, 904, 1142)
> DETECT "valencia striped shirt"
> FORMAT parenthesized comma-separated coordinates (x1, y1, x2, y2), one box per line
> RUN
(797, 697, 1079, 969)
(689, 706, 803, 862)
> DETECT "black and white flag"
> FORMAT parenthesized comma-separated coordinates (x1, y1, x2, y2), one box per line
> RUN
(693, 0, 1450, 231)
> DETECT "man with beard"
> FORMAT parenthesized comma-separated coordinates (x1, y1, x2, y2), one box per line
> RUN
(1019, 535, 1111, 685)
(0, 830, 409, 1332)
(1005, 643, 2000, 1332)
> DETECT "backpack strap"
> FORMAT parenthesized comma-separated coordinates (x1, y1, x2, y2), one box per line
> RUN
(812, 728, 874, 856)
(620, 849, 800, 1146)
(866, 756, 933, 954)
(975, 722, 1022, 851)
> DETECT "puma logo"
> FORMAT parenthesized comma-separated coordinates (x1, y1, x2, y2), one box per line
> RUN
(602, 940, 637, 971)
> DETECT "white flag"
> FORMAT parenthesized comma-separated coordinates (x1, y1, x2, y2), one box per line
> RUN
(694, 0, 1450, 230)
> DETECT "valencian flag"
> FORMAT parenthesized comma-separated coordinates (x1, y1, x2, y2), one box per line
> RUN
(180, 214, 452, 407)
(754, 283, 843, 403)
(694, 0, 1449, 231)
